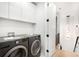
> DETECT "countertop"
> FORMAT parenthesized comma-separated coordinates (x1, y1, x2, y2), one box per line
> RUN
(0, 34, 39, 43)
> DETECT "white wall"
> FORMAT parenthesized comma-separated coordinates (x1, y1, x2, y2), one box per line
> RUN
(55, 2, 79, 51)
(45, 2, 56, 56)
(34, 3, 56, 57)
(0, 19, 35, 37)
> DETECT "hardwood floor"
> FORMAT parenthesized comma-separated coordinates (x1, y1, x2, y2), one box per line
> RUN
(52, 49, 79, 57)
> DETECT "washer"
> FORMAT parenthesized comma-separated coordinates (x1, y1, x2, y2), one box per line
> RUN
(0, 36, 28, 57)
(28, 35, 41, 57)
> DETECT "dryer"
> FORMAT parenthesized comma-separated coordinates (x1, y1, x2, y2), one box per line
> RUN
(0, 36, 28, 57)
(28, 35, 41, 57)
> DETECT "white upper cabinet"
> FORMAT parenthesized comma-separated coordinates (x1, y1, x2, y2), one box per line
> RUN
(9, 2, 22, 20)
(0, 2, 8, 18)
(0, 2, 36, 24)
(9, 2, 36, 23)
(22, 3, 36, 22)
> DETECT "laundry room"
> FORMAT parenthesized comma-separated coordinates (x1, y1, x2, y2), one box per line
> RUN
(0, 2, 56, 57)
(0, 1, 79, 57)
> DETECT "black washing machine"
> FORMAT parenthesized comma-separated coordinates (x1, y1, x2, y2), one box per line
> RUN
(0, 37, 28, 57)
(28, 35, 41, 57)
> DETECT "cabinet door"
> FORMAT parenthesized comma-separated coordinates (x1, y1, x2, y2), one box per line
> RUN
(0, 2, 8, 18)
(9, 2, 22, 20)
(22, 3, 36, 22)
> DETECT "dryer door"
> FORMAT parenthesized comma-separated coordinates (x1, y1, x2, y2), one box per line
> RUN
(4, 45, 28, 57)
(31, 40, 41, 56)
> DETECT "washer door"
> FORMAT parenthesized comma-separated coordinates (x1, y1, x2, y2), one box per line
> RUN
(4, 45, 28, 57)
(31, 40, 41, 56)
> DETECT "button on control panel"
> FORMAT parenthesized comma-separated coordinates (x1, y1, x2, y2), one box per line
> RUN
(16, 41, 19, 44)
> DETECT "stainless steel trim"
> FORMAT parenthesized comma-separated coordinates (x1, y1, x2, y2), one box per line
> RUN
(4, 45, 28, 57)
(31, 40, 40, 56)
